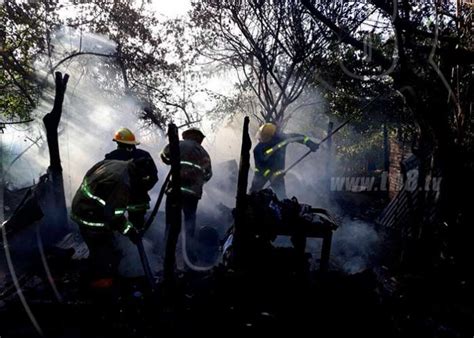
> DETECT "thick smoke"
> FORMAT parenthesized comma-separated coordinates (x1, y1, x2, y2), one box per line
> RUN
(2, 28, 380, 277)
(1, 28, 167, 277)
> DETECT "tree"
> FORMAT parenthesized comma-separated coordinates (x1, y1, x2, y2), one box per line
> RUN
(0, 1, 54, 120)
(191, 0, 327, 126)
(1, 1, 204, 129)
(301, 0, 474, 266)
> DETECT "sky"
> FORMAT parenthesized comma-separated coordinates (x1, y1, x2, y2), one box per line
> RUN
(147, 0, 191, 18)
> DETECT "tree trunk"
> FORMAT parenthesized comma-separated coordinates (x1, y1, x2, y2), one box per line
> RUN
(398, 74, 467, 267)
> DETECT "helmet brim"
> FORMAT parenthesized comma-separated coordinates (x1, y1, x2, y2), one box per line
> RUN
(113, 139, 140, 145)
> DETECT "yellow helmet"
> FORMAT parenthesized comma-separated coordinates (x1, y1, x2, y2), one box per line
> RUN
(113, 127, 140, 145)
(256, 123, 277, 142)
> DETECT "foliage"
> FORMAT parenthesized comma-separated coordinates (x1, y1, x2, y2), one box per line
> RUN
(300, 0, 474, 263)
(0, 1, 54, 120)
(0, 1, 208, 129)
(302, 0, 473, 149)
(191, 0, 327, 126)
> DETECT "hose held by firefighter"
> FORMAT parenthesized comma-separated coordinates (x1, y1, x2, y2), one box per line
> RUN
(105, 127, 158, 231)
(160, 127, 212, 262)
(71, 128, 158, 288)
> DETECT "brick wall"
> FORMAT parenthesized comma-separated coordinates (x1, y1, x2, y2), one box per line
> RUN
(388, 136, 412, 199)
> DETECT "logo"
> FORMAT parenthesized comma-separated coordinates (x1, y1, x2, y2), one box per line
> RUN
(338, 1, 399, 80)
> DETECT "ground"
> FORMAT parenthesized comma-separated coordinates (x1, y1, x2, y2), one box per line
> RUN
(1, 191, 472, 338)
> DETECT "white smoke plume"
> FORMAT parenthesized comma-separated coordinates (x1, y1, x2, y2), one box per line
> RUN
(2, 28, 381, 277)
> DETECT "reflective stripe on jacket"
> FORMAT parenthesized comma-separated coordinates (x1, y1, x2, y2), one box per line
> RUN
(253, 132, 310, 179)
(105, 147, 158, 204)
(71, 160, 142, 235)
(160, 139, 212, 198)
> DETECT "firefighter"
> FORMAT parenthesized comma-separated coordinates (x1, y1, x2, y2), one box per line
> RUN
(105, 127, 158, 232)
(71, 160, 145, 288)
(250, 123, 319, 199)
(160, 128, 212, 257)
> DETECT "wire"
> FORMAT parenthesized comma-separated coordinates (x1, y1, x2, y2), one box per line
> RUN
(36, 226, 63, 303)
(1, 224, 44, 336)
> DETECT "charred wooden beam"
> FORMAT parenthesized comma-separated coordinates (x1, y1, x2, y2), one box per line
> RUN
(320, 232, 332, 272)
(383, 124, 390, 172)
(163, 123, 182, 286)
(42, 72, 69, 237)
(326, 121, 333, 194)
(43, 72, 69, 172)
(232, 116, 252, 267)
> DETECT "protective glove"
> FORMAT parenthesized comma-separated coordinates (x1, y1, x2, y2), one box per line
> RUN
(307, 140, 319, 152)
(126, 227, 141, 245)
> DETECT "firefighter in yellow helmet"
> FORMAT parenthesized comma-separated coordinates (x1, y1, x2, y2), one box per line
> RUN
(70, 128, 158, 289)
(105, 128, 158, 231)
(251, 123, 319, 199)
(160, 127, 212, 262)
(112, 127, 140, 145)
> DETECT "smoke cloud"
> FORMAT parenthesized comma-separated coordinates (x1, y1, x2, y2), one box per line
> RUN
(2, 27, 381, 278)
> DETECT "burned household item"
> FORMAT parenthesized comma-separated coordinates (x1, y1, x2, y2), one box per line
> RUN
(1, 73, 70, 256)
(223, 189, 338, 272)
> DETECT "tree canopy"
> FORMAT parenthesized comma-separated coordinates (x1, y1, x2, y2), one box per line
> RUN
(0, 0, 205, 128)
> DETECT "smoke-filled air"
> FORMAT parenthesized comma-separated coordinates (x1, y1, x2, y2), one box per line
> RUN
(1, 1, 472, 337)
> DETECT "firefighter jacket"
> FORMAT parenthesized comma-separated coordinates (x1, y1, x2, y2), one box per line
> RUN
(105, 147, 158, 206)
(160, 139, 212, 199)
(253, 132, 316, 180)
(71, 160, 144, 235)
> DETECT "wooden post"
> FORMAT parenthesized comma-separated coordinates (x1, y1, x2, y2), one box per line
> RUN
(383, 124, 390, 172)
(320, 232, 332, 272)
(232, 116, 251, 267)
(43, 72, 69, 172)
(326, 121, 333, 194)
(163, 123, 182, 286)
(42, 72, 69, 235)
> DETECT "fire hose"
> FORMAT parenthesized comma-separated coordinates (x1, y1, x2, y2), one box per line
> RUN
(135, 167, 215, 285)
(134, 170, 171, 292)
(143, 170, 172, 232)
